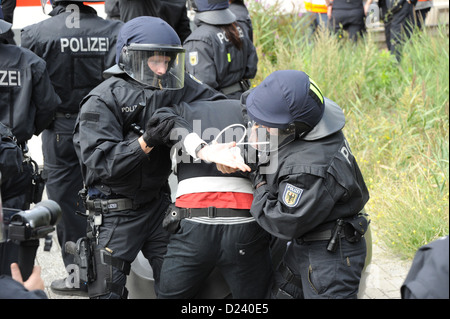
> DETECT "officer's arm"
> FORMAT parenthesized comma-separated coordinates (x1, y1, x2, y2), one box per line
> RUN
(31, 58, 61, 135)
(250, 173, 335, 240)
(77, 96, 148, 180)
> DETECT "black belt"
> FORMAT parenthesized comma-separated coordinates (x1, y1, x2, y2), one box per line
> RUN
(220, 80, 250, 95)
(85, 198, 135, 213)
(179, 207, 252, 218)
(55, 112, 78, 119)
(299, 228, 345, 243)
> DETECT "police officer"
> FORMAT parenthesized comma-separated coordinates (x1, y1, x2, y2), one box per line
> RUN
(327, 0, 374, 42)
(232, 70, 370, 298)
(229, 0, 254, 42)
(118, 0, 192, 43)
(152, 99, 273, 299)
(0, 0, 16, 44)
(379, 0, 417, 62)
(20, 0, 123, 296)
(401, 236, 449, 299)
(184, 0, 258, 100)
(0, 16, 60, 276)
(72, 16, 248, 299)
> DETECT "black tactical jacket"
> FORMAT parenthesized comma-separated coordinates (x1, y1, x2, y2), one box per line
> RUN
(251, 130, 369, 240)
(74, 68, 224, 205)
(21, 4, 123, 114)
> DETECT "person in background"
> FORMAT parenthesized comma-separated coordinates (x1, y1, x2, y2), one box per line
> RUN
(401, 236, 449, 299)
(414, 0, 433, 30)
(105, 0, 120, 20)
(184, 0, 257, 100)
(0, 15, 60, 276)
(229, 0, 253, 42)
(20, 0, 123, 296)
(303, 0, 329, 37)
(326, 0, 374, 42)
(0, 0, 16, 44)
(378, 0, 417, 62)
(118, 0, 191, 43)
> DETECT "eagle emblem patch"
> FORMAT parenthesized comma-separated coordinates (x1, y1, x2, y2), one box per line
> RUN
(189, 51, 198, 66)
(282, 183, 303, 207)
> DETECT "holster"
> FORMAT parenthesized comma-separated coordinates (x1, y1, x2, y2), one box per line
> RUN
(162, 203, 182, 234)
(343, 213, 370, 243)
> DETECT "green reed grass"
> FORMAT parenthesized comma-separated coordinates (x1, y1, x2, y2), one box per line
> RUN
(247, 0, 449, 259)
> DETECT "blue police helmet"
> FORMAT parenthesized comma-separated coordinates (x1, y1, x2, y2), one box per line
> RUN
(116, 17, 185, 89)
(190, 0, 236, 25)
(0, 7, 12, 36)
(245, 70, 345, 141)
(116, 16, 181, 65)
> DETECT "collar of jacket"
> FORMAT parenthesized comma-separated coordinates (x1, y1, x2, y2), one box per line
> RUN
(49, 3, 98, 17)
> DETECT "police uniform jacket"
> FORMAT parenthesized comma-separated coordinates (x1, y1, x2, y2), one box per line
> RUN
(20, 4, 123, 115)
(250, 130, 369, 241)
(73, 68, 224, 206)
(0, 42, 60, 144)
(183, 18, 257, 93)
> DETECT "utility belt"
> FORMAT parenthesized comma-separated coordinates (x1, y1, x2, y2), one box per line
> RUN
(298, 212, 370, 252)
(162, 204, 252, 233)
(275, 213, 370, 298)
(220, 80, 250, 95)
(85, 197, 137, 213)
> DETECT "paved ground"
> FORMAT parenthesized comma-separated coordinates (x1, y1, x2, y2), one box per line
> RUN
(27, 135, 412, 299)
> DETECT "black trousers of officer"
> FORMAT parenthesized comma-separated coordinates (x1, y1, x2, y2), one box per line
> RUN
(275, 236, 366, 299)
(92, 193, 171, 299)
(331, 8, 366, 42)
(42, 115, 87, 268)
(383, 1, 415, 62)
(159, 220, 273, 299)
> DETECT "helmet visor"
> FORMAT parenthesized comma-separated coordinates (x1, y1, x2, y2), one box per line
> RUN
(247, 121, 296, 153)
(121, 44, 185, 89)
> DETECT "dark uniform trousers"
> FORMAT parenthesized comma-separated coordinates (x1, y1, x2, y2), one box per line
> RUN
(92, 193, 171, 299)
(275, 236, 366, 299)
(42, 115, 86, 268)
(383, 1, 415, 61)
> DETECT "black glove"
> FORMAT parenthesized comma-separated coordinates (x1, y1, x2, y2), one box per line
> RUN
(142, 117, 175, 147)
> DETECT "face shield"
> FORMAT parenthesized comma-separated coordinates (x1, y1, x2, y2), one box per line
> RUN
(247, 120, 297, 154)
(120, 44, 185, 89)
(241, 90, 296, 154)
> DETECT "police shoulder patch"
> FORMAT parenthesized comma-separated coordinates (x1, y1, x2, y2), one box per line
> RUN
(282, 183, 303, 207)
(189, 51, 199, 66)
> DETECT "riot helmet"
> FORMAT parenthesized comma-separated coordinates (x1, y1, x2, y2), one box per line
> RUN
(189, 0, 236, 25)
(116, 17, 185, 89)
(242, 70, 345, 152)
(0, 7, 12, 35)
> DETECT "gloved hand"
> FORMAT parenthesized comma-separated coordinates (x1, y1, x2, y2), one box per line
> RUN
(142, 117, 175, 148)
